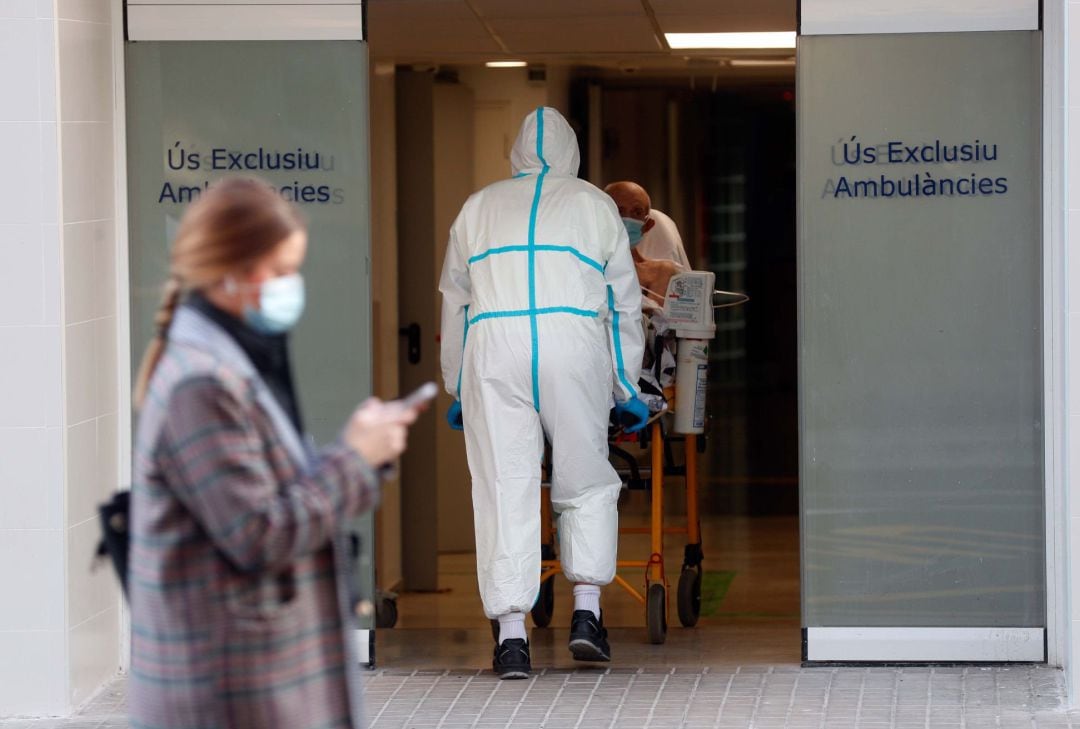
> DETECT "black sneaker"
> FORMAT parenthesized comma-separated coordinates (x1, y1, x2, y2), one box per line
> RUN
(493, 638, 531, 679)
(568, 610, 611, 662)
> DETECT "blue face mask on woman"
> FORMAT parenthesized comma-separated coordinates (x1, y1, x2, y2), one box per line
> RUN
(243, 273, 306, 335)
(621, 217, 646, 248)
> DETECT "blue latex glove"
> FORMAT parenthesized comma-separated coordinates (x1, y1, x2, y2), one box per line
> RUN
(614, 397, 650, 434)
(446, 400, 464, 431)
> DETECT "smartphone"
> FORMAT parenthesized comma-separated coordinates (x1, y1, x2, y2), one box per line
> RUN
(396, 381, 439, 411)
(378, 382, 439, 479)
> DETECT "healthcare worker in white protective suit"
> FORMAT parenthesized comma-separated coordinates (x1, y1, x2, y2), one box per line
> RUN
(440, 107, 649, 679)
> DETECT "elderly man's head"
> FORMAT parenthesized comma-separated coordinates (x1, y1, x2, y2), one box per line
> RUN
(604, 181, 656, 243)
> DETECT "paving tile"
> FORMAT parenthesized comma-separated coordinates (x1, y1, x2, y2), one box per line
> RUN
(7, 666, 1080, 728)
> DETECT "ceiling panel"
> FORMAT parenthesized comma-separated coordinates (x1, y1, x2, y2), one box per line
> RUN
(367, 0, 503, 56)
(652, 0, 795, 29)
(366, 0, 798, 65)
(493, 16, 660, 54)
(368, 21, 501, 56)
(658, 13, 797, 33)
(470, 0, 642, 19)
(367, 0, 476, 22)
(651, 0, 793, 15)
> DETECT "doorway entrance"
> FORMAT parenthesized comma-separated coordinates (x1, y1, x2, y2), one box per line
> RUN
(365, 0, 802, 668)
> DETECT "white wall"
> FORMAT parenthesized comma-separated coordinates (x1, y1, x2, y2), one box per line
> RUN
(57, 0, 122, 708)
(0, 0, 122, 717)
(0, 1, 67, 714)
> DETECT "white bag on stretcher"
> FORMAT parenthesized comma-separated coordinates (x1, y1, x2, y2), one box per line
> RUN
(663, 271, 717, 435)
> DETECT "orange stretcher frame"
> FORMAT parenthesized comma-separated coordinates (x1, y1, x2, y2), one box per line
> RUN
(537, 418, 703, 644)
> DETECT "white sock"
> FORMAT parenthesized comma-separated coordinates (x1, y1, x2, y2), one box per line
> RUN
(498, 612, 527, 644)
(573, 584, 601, 619)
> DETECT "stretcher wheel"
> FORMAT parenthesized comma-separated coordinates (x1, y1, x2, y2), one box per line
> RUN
(646, 583, 667, 644)
(375, 594, 398, 629)
(531, 577, 555, 628)
(677, 567, 702, 627)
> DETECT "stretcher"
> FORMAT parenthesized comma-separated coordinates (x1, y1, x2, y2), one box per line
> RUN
(530, 412, 705, 645)
(529, 274, 748, 645)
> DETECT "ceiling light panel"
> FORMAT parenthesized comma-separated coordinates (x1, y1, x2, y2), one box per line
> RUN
(728, 57, 796, 67)
(665, 31, 797, 49)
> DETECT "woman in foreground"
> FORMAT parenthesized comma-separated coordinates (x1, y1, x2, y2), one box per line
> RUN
(129, 177, 412, 728)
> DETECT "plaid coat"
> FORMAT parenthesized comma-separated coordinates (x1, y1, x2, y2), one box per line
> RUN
(129, 305, 379, 729)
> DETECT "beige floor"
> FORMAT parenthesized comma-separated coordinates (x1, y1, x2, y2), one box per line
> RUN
(21, 511, 1080, 728)
(380, 508, 801, 669)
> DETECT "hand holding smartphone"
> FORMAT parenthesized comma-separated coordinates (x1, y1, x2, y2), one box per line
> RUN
(346, 384, 435, 469)
(371, 382, 439, 478)
(393, 382, 439, 413)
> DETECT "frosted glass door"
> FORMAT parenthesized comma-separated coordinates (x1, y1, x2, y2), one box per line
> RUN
(125, 40, 376, 629)
(798, 32, 1044, 660)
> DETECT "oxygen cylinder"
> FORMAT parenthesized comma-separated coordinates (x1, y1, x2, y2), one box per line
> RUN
(674, 338, 709, 434)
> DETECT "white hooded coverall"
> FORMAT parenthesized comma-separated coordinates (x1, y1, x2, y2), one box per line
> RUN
(440, 107, 645, 619)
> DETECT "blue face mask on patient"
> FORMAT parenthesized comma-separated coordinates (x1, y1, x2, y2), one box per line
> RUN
(622, 217, 646, 248)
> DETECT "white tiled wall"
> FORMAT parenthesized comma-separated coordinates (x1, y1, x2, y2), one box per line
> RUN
(0, 0, 67, 716)
(55, 0, 121, 710)
(0, 0, 122, 718)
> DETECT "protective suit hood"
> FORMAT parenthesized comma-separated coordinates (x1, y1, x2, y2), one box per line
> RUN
(510, 107, 581, 178)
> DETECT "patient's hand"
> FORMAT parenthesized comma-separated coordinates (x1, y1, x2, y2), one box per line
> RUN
(635, 258, 683, 304)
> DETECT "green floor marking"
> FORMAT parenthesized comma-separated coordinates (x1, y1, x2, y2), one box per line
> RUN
(699, 571, 737, 617)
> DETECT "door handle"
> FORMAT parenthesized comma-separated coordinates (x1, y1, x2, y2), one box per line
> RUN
(399, 323, 421, 365)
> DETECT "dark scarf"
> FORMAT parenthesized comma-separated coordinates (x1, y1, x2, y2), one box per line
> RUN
(187, 291, 304, 435)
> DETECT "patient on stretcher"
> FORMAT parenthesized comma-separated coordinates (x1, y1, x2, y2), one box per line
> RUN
(603, 180, 691, 417)
(635, 253, 683, 415)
